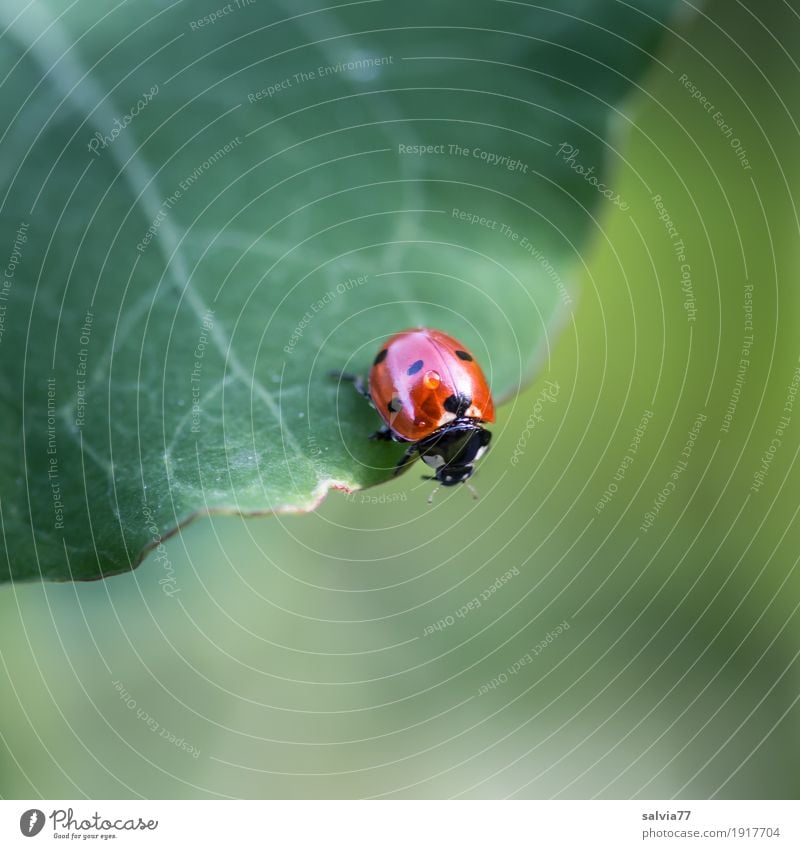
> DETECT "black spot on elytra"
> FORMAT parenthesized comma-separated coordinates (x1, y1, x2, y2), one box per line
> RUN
(455, 349, 473, 361)
(373, 348, 388, 365)
(407, 359, 424, 375)
(444, 393, 472, 416)
(388, 397, 403, 413)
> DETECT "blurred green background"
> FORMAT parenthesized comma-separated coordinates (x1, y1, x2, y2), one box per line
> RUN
(2, 0, 800, 799)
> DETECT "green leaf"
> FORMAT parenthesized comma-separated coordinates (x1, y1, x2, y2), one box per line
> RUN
(0, 0, 678, 581)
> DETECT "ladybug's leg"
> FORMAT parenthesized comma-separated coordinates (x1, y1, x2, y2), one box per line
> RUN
(329, 370, 371, 403)
(369, 424, 394, 442)
(393, 443, 419, 477)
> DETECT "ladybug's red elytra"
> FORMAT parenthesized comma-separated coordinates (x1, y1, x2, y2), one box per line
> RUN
(332, 328, 495, 499)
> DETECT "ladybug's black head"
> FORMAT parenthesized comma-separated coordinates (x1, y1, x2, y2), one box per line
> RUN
(419, 423, 492, 487)
(436, 464, 475, 486)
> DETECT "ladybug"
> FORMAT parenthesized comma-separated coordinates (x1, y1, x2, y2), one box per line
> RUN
(333, 328, 495, 500)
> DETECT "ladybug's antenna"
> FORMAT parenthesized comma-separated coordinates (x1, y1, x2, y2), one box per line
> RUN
(427, 486, 440, 506)
(466, 483, 479, 500)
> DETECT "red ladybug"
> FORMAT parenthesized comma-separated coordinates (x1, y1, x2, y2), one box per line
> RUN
(333, 328, 495, 499)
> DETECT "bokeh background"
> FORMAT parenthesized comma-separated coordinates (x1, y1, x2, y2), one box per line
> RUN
(1, 0, 800, 799)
